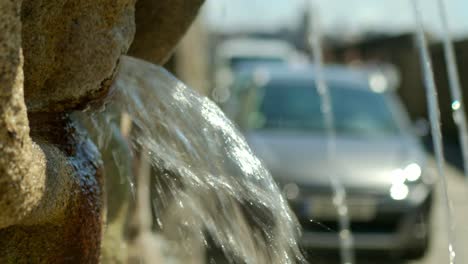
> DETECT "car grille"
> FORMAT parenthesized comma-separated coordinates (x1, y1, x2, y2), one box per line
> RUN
(299, 218, 400, 233)
(296, 211, 402, 234)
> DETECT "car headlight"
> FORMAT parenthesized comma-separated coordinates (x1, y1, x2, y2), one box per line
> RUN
(390, 183, 410, 200)
(389, 163, 422, 200)
(404, 163, 422, 182)
(390, 163, 422, 184)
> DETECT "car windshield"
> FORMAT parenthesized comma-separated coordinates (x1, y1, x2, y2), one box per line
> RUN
(230, 57, 284, 71)
(244, 78, 400, 137)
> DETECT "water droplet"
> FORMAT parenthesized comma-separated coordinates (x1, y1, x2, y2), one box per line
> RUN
(452, 100, 461, 110)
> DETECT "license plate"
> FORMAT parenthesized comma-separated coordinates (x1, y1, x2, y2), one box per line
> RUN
(307, 196, 377, 221)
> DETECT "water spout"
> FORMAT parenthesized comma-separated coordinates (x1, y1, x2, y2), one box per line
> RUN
(411, 0, 456, 263)
(436, 0, 468, 181)
(84, 56, 305, 263)
(309, 3, 354, 264)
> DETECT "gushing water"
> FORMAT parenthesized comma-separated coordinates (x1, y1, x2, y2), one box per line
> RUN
(85, 56, 305, 263)
(436, 0, 468, 180)
(309, 4, 354, 264)
(411, 0, 456, 263)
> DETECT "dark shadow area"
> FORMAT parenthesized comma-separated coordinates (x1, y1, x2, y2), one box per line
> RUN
(302, 249, 409, 264)
(423, 135, 465, 172)
(206, 247, 414, 264)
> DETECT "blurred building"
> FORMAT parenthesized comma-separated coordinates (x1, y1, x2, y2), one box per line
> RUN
(326, 32, 468, 144)
(169, 4, 468, 150)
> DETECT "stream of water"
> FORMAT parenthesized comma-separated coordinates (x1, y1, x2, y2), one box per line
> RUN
(411, 0, 456, 263)
(309, 4, 354, 264)
(85, 56, 305, 263)
(436, 0, 468, 181)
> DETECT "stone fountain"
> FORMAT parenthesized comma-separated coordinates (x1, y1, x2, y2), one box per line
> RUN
(0, 0, 204, 262)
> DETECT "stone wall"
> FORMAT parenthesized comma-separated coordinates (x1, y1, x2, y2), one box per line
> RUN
(0, 0, 205, 262)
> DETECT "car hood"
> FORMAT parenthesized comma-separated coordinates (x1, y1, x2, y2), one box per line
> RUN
(246, 131, 425, 192)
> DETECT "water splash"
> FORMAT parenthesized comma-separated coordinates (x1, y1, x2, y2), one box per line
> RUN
(309, 3, 354, 264)
(436, 0, 468, 181)
(85, 56, 305, 263)
(411, 0, 456, 263)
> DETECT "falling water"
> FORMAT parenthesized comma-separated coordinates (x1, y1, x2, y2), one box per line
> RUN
(411, 0, 456, 263)
(437, 0, 468, 180)
(83, 56, 305, 263)
(309, 4, 354, 264)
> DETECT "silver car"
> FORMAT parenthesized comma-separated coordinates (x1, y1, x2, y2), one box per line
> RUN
(223, 64, 434, 260)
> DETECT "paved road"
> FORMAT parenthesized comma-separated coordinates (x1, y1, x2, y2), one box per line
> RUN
(410, 159, 468, 264)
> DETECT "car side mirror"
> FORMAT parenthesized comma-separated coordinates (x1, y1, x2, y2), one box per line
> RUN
(413, 118, 430, 137)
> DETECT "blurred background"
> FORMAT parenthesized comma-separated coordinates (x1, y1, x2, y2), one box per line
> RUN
(163, 0, 468, 263)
